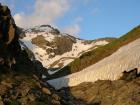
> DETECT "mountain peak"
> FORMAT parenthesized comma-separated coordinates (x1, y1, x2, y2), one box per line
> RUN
(24, 24, 60, 35)
(21, 25, 110, 69)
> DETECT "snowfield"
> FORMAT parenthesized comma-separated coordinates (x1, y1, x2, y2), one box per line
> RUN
(48, 38, 140, 90)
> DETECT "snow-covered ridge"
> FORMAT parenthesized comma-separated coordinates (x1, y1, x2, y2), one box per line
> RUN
(20, 25, 109, 69)
(25, 25, 53, 33)
(48, 38, 140, 90)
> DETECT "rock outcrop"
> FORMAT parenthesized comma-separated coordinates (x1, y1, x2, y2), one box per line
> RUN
(0, 3, 21, 67)
(61, 68, 140, 105)
(0, 4, 65, 105)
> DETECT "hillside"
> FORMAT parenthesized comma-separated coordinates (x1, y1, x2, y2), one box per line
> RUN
(63, 68, 140, 105)
(20, 25, 114, 73)
(0, 4, 86, 105)
(48, 25, 140, 89)
(48, 25, 140, 79)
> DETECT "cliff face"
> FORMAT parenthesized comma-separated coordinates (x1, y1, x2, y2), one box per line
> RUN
(0, 4, 87, 105)
(0, 4, 66, 105)
(0, 4, 21, 67)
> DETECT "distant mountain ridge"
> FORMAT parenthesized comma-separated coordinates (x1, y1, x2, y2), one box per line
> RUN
(20, 25, 113, 72)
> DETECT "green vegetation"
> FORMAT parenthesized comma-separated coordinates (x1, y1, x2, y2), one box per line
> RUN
(49, 57, 75, 68)
(94, 37, 117, 43)
(68, 25, 140, 72)
(48, 25, 140, 79)
(83, 37, 116, 45)
(7, 100, 19, 105)
(30, 101, 47, 105)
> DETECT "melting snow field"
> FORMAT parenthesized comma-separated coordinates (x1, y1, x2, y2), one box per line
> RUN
(21, 29, 108, 68)
(48, 38, 140, 90)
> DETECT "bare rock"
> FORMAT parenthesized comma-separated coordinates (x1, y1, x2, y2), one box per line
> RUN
(51, 99, 61, 105)
(42, 87, 51, 95)
(52, 93, 61, 101)
(120, 68, 138, 81)
(0, 101, 4, 105)
(1, 81, 12, 88)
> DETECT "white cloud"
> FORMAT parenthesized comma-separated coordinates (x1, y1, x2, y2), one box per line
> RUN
(0, 0, 16, 10)
(63, 17, 82, 36)
(64, 24, 80, 36)
(14, 0, 70, 28)
(0, 0, 8, 5)
(74, 17, 83, 23)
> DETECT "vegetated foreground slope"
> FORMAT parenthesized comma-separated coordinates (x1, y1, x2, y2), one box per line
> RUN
(48, 26, 140, 89)
(48, 25, 140, 79)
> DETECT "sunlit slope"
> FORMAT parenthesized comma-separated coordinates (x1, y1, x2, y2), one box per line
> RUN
(48, 25, 140, 79)
(48, 25, 140, 89)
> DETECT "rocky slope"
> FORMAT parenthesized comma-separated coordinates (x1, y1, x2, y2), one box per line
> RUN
(0, 4, 81, 105)
(20, 25, 113, 73)
(0, 42, 81, 104)
(48, 25, 140, 80)
(48, 36, 140, 89)
(62, 68, 140, 105)
(46, 25, 140, 89)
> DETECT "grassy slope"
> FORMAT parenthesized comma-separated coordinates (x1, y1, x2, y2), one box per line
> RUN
(48, 25, 140, 79)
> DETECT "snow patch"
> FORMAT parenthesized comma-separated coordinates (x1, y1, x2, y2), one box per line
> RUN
(47, 38, 140, 90)
(22, 25, 109, 70)
(94, 40, 109, 45)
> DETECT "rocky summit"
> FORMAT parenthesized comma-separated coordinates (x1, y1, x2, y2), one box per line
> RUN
(21, 25, 112, 70)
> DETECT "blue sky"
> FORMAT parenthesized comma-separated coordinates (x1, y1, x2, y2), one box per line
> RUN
(1, 0, 140, 40)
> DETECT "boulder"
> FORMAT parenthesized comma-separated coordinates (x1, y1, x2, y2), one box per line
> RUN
(52, 93, 61, 101)
(51, 99, 61, 105)
(42, 87, 51, 95)
(120, 68, 138, 81)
